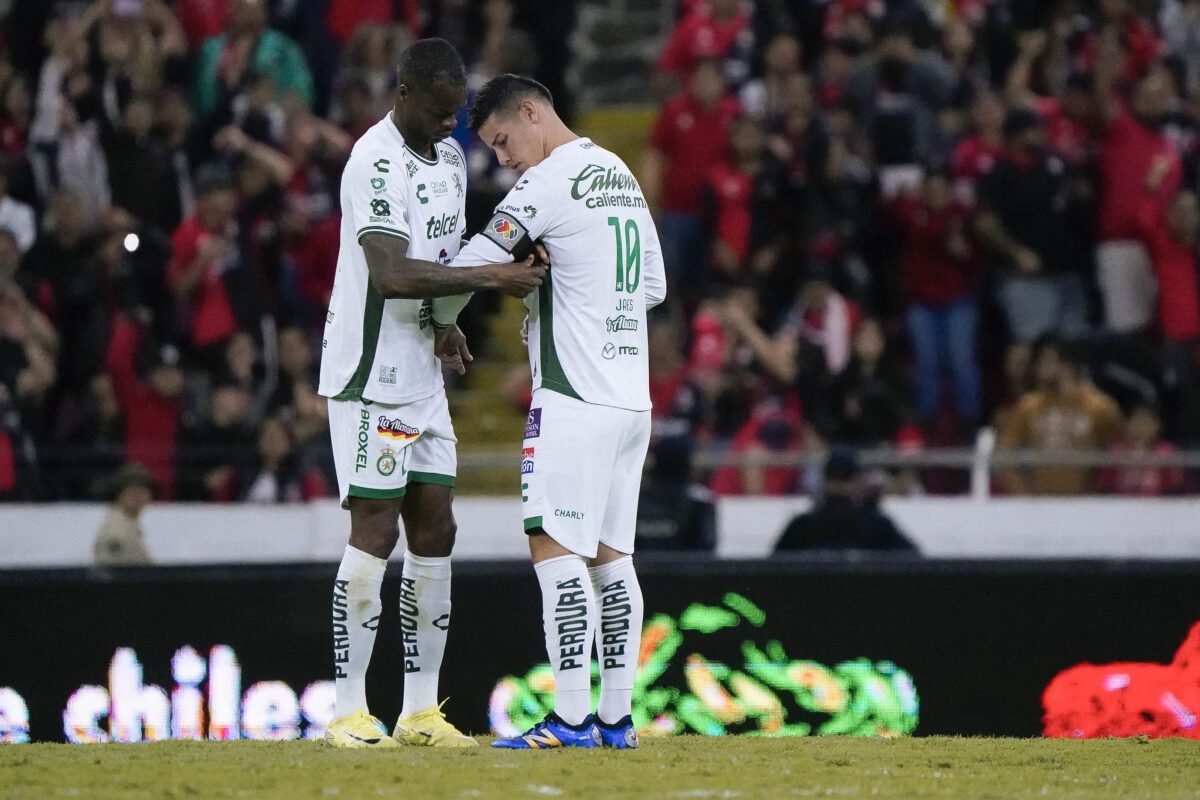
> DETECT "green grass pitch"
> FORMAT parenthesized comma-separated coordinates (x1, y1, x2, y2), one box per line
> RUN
(2, 737, 1198, 799)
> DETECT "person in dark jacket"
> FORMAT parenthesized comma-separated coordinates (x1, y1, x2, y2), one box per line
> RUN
(774, 446, 918, 553)
(635, 435, 716, 551)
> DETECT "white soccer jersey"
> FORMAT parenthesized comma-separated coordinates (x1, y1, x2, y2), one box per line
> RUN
(318, 115, 468, 404)
(452, 138, 666, 411)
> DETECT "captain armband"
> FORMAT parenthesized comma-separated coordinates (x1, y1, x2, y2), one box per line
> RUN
(481, 210, 536, 261)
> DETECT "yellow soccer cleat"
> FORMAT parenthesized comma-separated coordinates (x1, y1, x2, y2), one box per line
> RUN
(393, 701, 478, 747)
(323, 710, 401, 749)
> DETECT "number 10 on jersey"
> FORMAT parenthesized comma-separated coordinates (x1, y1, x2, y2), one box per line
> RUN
(607, 216, 641, 293)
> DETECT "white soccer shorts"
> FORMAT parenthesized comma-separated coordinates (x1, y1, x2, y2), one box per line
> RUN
(328, 391, 457, 507)
(520, 388, 651, 557)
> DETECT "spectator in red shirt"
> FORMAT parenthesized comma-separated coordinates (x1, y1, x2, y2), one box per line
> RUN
(1094, 43, 1183, 335)
(1138, 182, 1200, 343)
(702, 115, 765, 280)
(167, 166, 241, 360)
(658, 0, 750, 78)
(105, 315, 184, 498)
(1100, 404, 1185, 496)
(708, 396, 803, 497)
(644, 58, 741, 304)
(951, 91, 1004, 205)
(1137, 184, 1200, 441)
(176, 0, 232, 52)
(890, 170, 981, 428)
(1005, 33, 1091, 166)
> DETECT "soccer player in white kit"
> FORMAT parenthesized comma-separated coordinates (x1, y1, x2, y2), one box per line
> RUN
(319, 42, 545, 749)
(434, 75, 667, 749)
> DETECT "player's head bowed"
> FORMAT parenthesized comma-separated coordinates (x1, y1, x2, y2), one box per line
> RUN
(469, 74, 563, 175)
(393, 38, 467, 147)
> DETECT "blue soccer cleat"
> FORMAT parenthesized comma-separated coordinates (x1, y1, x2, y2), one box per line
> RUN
(595, 715, 639, 749)
(491, 712, 601, 749)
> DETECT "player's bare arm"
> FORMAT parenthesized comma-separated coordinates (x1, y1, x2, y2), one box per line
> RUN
(360, 233, 546, 299)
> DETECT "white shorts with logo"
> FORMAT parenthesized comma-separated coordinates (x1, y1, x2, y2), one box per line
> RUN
(521, 388, 651, 558)
(328, 391, 457, 508)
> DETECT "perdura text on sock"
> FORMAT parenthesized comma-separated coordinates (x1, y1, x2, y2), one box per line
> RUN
(555, 577, 589, 670)
(398, 577, 420, 673)
(600, 579, 631, 670)
(332, 579, 349, 678)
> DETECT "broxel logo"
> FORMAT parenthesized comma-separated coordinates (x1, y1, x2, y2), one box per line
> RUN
(355, 410, 370, 472)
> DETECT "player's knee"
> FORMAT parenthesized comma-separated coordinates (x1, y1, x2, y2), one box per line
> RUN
(409, 514, 456, 557)
(348, 501, 402, 558)
(350, 525, 399, 559)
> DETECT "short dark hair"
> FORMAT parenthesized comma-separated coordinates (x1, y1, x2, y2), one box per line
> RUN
(396, 38, 466, 90)
(468, 74, 553, 132)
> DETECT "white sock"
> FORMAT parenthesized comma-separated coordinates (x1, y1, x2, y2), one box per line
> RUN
(333, 545, 387, 718)
(589, 556, 643, 724)
(398, 551, 453, 717)
(534, 554, 596, 726)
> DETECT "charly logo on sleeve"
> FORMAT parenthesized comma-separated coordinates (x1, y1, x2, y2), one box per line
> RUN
(373, 158, 390, 173)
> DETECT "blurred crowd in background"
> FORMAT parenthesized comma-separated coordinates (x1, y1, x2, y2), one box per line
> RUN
(0, 0, 1198, 505)
(638, 0, 1200, 501)
(0, 0, 572, 501)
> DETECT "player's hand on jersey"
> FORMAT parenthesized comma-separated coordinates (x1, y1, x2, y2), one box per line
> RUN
(434, 323, 473, 376)
(534, 242, 550, 267)
(485, 257, 546, 298)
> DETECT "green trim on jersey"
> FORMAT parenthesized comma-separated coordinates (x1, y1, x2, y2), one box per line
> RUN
(537, 272, 582, 400)
(333, 281, 386, 401)
(356, 227, 410, 244)
(523, 516, 544, 531)
(407, 471, 455, 487)
(406, 144, 439, 166)
(349, 485, 407, 500)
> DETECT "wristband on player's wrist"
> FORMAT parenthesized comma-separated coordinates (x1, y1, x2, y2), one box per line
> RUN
(431, 319, 453, 330)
